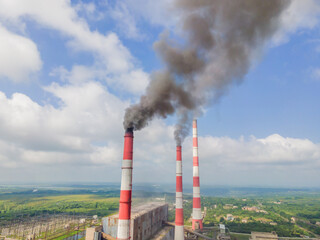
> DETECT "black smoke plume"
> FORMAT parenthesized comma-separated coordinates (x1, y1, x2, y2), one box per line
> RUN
(123, 0, 291, 145)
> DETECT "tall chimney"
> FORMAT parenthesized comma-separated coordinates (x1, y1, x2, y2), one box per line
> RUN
(175, 145, 184, 240)
(117, 128, 134, 240)
(192, 119, 203, 230)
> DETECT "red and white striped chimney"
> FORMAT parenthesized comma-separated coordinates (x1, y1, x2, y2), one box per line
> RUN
(175, 145, 184, 240)
(192, 119, 203, 230)
(117, 128, 134, 240)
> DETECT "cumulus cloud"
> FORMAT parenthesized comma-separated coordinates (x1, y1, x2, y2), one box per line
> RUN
(50, 64, 149, 95)
(106, 69, 150, 95)
(0, 0, 149, 93)
(0, 0, 130, 72)
(0, 24, 41, 81)
(196, 134, 320, 166)
(0, 117, 176, 183)
(177, 134, 320, 187)
(272, 0, 320, 45)
(1, 87, 319, 188)
(0, 84, 176, 182)
(0, 80, 127, 169)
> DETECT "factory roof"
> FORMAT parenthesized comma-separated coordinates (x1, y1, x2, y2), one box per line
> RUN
(108, 202, 167, 219)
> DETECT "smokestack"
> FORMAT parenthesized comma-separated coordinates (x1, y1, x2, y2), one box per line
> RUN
(117, 128, 134, 240)
(192, 119, 203, 230)
(175, 145, 184, 240)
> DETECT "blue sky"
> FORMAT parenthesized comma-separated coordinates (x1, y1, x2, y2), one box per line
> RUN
(207, 38, 320, 141)
(0, 0, 320, 187)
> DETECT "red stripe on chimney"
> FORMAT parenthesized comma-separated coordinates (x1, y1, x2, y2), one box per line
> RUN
(175, 208, 184, 226)
(193, 177, 200, 187)
(193, 197, 201, 208)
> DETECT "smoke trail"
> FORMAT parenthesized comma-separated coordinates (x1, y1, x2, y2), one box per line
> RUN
(173, 108, 193, 146)
(123, 0, 291, 144)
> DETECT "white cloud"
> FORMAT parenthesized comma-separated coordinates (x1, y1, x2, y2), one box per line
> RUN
(0, 77, 130, 181)
(1, 87, 319, 188)
(170, 134, 320, 187)
(120, 131, 320, 186)
(0, 0, 132, 73)
(196, 134, 320, 166)
(107, 69, 150, 95)
(0, 0, 149, 94)
(109, 2, 145, 40)
(50, 64, 150, 95)
(0, 80, 127, 159)
(0, 24, 41, 81)
(273, 0, 320, 45)
(0, 76, 175, 180)
(0, 83, 176, 182)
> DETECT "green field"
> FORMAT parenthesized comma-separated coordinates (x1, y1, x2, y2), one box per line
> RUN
(0, 194, 119, 221)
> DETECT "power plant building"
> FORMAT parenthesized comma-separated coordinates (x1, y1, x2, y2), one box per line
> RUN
(102, 203, 172, 240)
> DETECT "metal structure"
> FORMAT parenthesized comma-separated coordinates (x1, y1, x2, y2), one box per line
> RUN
(117, 128, 134, 240)
(192, 119, 203, 230)
(175, 146, 184, 240)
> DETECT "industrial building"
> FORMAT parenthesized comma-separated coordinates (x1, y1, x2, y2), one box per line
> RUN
(102, 202, 172, 240)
